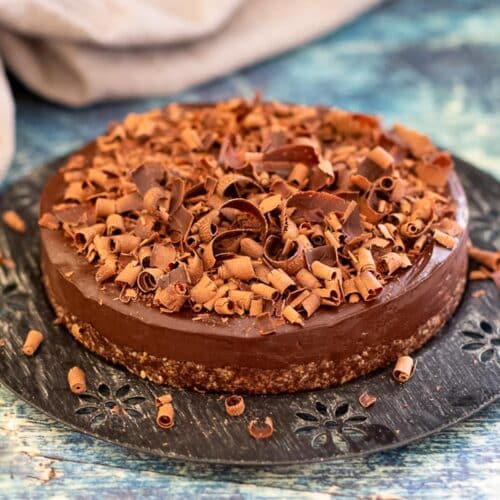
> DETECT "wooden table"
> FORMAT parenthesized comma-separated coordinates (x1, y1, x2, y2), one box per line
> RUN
(1, 0, 499, 497)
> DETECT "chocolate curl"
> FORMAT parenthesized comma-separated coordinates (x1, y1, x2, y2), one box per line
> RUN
(155, 394, 173, 407)
(195, 210, 219, 243)
(386, 212, 407, 226)
(95, 258, 117, 283)
(310, 261, 341, 281)
(130, 162, 165, 195)
(325, 211, 342, 231)
(218, 135, 245, 169)
(367, 237, 391, 249)
(268, 268, 296, 294)
(185, 234, 200, 250)
(287, 191, 347, 224)
(137, 267, 164, 292)
(350, 174, 372, 192)
(240, 238, 264, 259)
(433, 217, 463, 237)
(323, 280, 343, 305)
(119, 287, 137, 304)
(301, 293, 321, 317)
(229, 290, 253, 311)
(343, 278, 361, 303)
(263, 144, 319, 166)
(169, 177, 186, 215)
(63, 169, 85, 183)
(304, 245, 338, 270)
(116, 193, 143, 213)
(254, 263, 272, 284)
(269, 178, 298, 198)
(251, 283, 280, 301)
(416, 152, 453, 188)
(87, 168, 110, 188)
(150, 243, 176, 271)
(115, 261, 142, 287)
(225, 395, 245, 416)
(393, 123, 435, 158)
(216, 173, 263, 198)
(67, 366, 87, 394)
(468, 247, 500, 271)
(308, 225, 324, 246)
(355, 271, 383, 301)
(110, 234, 141, 254)
(248, 417, 274, 439)
(357, 248, 376, 273)
(2, 210, 25, 233)
(105, 214, 125, 235)
(412, 198, 434, 221)
(413, 234, 428, 253)
(180, 127, 203, 150)
(296, 268, 321, 289)
(186, 252, 204, 284)
(93, 235, 114, 260)
(218, 256, 255, 280)
(359, 391, 377, 408)
(282, 305, 304, 326)
(138, 245, 152, 267)
(374, 175, 397, 196)
(219, 198, 268, 238)
(203, 228, 251, 269)
(38, 212, 60, 230)
(169, 205, 194, 244)
(342, 201, 363, 242)
(259, 194, 282, 214)
(214, 297, 236, 315)
(263, 235, 305, 275)
(190, 274, 218, 304)
(400, 219, 426, 239)
(249, 298, 263, 316)
(288, 163, 310, 188)
(359, 189, 391, 224)
(433, 229, 455, 249)
(379, 252, 410, 275)
(22, 329, 44, 356)
(144, 186, 170, 221)
(75, 223, 106, 248)
(155, 282, 189, 312)
(156, 402, 175, 429)
(392, 355, 416, 383)
(64, 181, 87, 202)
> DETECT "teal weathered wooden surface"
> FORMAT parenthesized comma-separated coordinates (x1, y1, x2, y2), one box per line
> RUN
(1, 0, 500, 497)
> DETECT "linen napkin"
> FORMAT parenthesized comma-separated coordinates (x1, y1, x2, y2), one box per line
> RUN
(0, 0, 380, 180)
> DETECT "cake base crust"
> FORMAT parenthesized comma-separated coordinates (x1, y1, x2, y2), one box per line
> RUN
(44, 271, 466, 394)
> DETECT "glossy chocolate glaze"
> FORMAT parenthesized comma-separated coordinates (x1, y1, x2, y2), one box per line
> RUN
(40, 169, 469, 370)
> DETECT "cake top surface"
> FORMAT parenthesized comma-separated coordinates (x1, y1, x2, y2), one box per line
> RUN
(39, 96, 463, 333)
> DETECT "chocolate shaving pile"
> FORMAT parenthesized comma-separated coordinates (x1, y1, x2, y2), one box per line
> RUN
(40, 97, 461, 327)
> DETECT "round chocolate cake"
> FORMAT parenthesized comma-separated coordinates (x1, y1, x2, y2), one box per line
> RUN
(39, 98, 468, 393)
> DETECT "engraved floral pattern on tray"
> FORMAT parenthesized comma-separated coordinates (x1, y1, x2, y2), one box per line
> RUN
(461, 319, 500, 365)
(294, 398, 397, 453)
(75, 382, 147, 426)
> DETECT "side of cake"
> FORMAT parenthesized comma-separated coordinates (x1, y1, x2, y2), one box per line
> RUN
(39, 98, 468, 393)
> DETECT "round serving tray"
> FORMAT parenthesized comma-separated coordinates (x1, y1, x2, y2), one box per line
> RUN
(0, 155, 498, 465)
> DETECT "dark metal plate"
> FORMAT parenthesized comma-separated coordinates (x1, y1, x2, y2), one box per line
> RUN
(0, 156, 498, 465)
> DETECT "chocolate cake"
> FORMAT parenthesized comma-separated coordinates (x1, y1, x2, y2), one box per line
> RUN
(39, 98, 468, 394)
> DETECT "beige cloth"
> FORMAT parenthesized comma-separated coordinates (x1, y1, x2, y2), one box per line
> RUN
(0, 0, 380, 180)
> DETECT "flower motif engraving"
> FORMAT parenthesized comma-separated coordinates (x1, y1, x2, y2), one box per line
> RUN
(294, 401, 367, 452)
(461, 320, 500, 364)
(75, 382, 147, 426)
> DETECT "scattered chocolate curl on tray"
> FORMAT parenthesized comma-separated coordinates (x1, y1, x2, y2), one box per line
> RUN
(42, 97, 460, 327)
